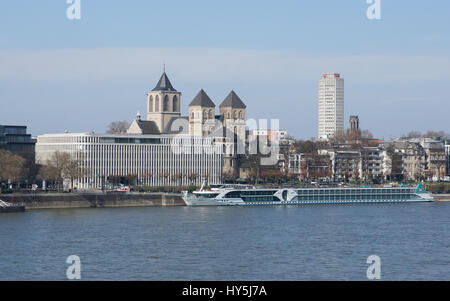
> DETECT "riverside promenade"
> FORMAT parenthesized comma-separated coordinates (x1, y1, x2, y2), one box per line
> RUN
(0, 192, 185, 209)
(432, 194, 450, 202)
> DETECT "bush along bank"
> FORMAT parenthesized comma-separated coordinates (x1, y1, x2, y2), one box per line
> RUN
(132, 186, 198, 193)
(424, 183, 450, 194)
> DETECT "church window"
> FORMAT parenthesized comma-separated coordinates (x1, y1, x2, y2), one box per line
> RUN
(163, 95, 169, 111)
(155, 95, 160, 112)
(173, 95, 178, 112)
(149, 95, 153, 112)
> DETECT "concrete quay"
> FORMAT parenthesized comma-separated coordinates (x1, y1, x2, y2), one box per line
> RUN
(0, 192, 186, 209)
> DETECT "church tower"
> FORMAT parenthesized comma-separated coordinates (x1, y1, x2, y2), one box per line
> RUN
(219, 90, 246, 143)
(219, 90, 247, 177)
(188, 89, 216, 136)
(146, 72, 181, 133)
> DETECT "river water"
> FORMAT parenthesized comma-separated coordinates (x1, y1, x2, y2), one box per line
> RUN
(0, 202, 449, 280)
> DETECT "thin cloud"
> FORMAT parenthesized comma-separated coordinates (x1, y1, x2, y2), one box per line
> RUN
(0, 48, 449, 85)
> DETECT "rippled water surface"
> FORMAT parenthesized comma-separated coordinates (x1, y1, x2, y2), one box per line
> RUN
(1, 202, 449, 280)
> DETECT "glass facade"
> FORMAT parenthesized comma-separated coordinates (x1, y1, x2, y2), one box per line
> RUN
(226, 190, 279, 202)
(0, 125, 35, 156)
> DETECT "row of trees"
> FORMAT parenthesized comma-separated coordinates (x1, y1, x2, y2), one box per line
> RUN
(400, 130, 450, 140)
(108, 172, 204, 186)
(329, 129, 374, 146)
(0, 149, 87, 192)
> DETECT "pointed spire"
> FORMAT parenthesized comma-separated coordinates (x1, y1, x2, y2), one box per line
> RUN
(152, 72, 177, 92)
(189, 89, 215, 107)
(219, 90, 246, 108)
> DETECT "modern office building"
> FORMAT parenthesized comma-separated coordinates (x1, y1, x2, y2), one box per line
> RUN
(318, 73, 344, 140)
(35, 133, 223, 189)
(0, 124, 36, 158)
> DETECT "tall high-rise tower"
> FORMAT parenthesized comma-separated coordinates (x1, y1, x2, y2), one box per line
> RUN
(318, 73, 344, 140)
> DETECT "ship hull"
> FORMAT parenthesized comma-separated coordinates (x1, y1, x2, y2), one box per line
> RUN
(0, 206, 26, 213)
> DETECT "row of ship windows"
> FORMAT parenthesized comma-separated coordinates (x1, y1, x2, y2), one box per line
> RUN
(295, 194, 415, 201)
(297, 189, 414, 194)
(241, 196, 277, 202)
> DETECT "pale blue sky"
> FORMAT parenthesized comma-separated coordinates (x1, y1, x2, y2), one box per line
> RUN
(1, 0, 449, 139)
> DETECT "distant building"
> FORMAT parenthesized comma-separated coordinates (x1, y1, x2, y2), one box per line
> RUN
(419, 138, 446, 180)
(348, 115, 359, 134)
(318, 145, 383, 181)
(380, 142, 405, 181)
(445, 141, 450, 176)
(320, 148, 360, 180)
(0, 124, 35, 159)
(318, 73, 344, 140)
(359, 146, 383, 179)
(385, 137, 446, 181)
(288, 153, 302, 175)
(299, 153, 331, 181)
(248, 130, 290, 145)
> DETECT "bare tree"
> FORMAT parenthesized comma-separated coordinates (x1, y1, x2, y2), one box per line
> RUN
(107, 121, 130, 134)
(401, 131, 423, 139)
(187, 173, 199, 186)
(330, 130, 346, 144)
(159, 172, 170, 186)
(125, 173, 138, 186)
(0, 149, 26, 191)
(423, 131, 450, 139)
(170, 173, 183, 186)
(360, 130, 373, 139)
(38, 151, 88, 191)
(292, 139, 317, 154)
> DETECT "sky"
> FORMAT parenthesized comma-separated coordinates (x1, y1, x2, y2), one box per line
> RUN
(0, 0, 449, 140)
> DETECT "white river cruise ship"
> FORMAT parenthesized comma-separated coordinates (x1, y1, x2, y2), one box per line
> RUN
(182, 183, 433, 206)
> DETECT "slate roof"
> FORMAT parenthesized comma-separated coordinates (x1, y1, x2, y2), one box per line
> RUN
(152, 72, 177, 92)
(189, 89, 216, 107)
(135, 120, 160, 135)
(219, 90, 246, 108)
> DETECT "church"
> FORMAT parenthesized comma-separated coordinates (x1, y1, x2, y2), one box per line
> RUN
(127, 71, 247, 177)
(36, 71, 251, 189)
